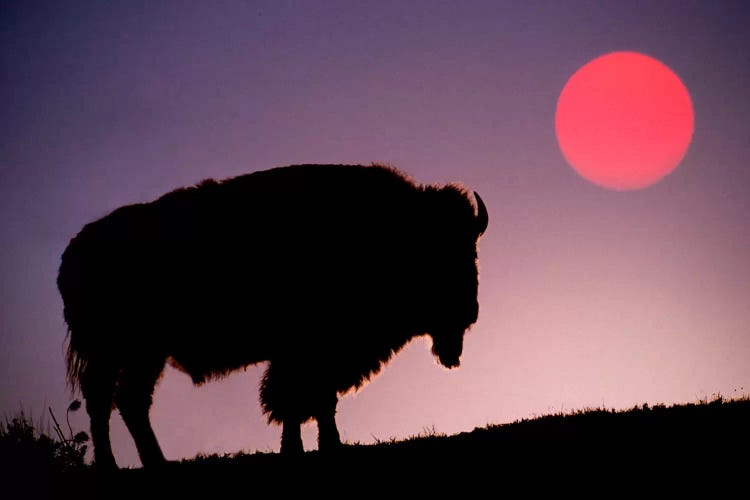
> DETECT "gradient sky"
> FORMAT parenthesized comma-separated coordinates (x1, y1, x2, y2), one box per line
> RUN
(2, 1, 749, 467)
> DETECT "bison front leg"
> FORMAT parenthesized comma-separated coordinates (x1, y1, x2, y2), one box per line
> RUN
(261, 361, 305, 456)
(262, 360, 341, 455)
(316, 391, 341, 453)
(280, 418, 304, 456)
(279, 391, 341, 455)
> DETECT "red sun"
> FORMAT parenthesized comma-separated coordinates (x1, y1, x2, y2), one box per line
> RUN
(555, 51, 694, 190)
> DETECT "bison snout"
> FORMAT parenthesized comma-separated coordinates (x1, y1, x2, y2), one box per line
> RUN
(430, 331, 464, 369)
(438, 353, 461, 369)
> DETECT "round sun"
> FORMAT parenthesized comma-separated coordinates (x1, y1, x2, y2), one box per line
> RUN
(555, 51, 694, 191)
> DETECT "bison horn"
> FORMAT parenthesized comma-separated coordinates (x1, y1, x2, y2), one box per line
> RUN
(474, 192, 488, 236)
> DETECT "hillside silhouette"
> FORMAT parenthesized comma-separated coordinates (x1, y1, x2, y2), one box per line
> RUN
(10, 395, 748, 497)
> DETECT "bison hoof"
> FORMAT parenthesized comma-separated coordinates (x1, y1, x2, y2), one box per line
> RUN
(94, 459, 119, 473)
(318, 437, 343, 454)
(280, 437, 304, 457)
(281, 443, 304, 457)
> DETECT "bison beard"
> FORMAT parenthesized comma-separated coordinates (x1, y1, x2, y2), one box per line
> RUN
(57, 163, 488, 469)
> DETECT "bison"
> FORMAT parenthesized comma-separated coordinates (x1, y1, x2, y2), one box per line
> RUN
(57, 163, 488, 469)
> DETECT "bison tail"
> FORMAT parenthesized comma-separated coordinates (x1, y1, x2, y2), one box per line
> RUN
(58, 241, 99, 394)
(65, 328, 87, 393)
(60, 295, 98, 394)
(59, 287, 91, 393)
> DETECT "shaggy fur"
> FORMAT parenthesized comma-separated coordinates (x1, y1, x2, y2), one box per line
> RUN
(57, 163, 488, 469)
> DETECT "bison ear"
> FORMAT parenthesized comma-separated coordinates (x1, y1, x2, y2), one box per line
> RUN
(474, 192, 488, 236)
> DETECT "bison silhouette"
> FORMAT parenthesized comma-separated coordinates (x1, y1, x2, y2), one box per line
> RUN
(57, 163, 488, 469)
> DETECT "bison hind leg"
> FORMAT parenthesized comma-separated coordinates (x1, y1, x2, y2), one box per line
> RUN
(80, 362, 118, 470)
(114, 356, 167, 468)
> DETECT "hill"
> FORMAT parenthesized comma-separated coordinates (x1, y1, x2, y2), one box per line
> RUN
(8, 396, 748, 497)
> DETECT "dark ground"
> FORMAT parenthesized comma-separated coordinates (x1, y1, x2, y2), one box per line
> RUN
(12, 397, 749, 498)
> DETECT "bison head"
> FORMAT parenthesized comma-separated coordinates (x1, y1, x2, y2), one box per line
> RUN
(425, 190, 488, 369)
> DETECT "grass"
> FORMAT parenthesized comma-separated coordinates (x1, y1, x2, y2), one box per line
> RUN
(5, 395, 748, 496)
(0, 402, 88, 474)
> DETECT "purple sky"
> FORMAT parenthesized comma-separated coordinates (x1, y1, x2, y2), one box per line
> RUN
(2, 1, 749, 467)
